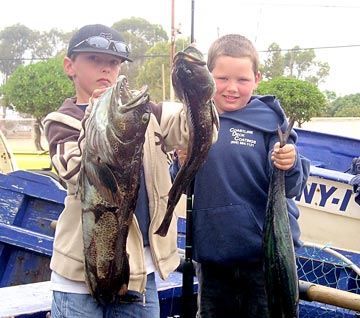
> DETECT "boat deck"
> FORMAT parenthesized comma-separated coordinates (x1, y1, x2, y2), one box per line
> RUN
(0, 271, 194, 318)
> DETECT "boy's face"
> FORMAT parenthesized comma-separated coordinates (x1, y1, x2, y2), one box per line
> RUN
(63, 53, 122, 104)
(211, 56, 261, 114)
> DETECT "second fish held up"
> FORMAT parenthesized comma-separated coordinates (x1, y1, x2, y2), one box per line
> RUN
(155, 45, 219, 237)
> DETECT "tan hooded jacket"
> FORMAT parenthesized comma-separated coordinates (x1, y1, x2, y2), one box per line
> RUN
(43, 97, 218, 294)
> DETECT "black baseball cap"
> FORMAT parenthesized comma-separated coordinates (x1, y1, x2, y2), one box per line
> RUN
(67, 24, 132, 62)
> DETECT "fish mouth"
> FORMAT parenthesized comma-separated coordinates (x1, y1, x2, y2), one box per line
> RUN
(116, 75, 149, 110)
(173, 45, 206, 66)
(171, 46, 215, 104)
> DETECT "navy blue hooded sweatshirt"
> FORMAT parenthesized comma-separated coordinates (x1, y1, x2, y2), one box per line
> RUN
(172, 95, 310, 266)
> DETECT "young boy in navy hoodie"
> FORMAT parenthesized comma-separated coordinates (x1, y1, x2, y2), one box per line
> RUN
(171, 34, 310, 317)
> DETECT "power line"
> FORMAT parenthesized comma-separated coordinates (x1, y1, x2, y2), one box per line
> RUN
(234, 2, 360, 9)
(1, 44, 360, 62)
(0, 57, 48, 61)
(258, 44, 360, 53)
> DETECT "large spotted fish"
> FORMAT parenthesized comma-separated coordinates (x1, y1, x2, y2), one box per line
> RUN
(79, 75, 151, 305)
(263, 117, 299, 318)
(155, 45, 218, 237)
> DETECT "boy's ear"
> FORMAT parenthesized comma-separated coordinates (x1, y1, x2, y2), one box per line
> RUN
(255, 71, 262, 83)
(253, 71, 262, 90)
(63, 56, 75, 78)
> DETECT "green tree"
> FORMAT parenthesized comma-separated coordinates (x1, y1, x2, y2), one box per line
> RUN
(334, 104, 360, 117)
(330, 93, 360, 117)
(321, 90, 337, 116)
(261, 43, 285, 80)
(0, 25, 69, 84)
(0, 24, 35, 84)
(136, 41, 170, 102)
(284, 46, 330, 86)
(113, 17, 168, 46)
(323, 90, 337, 103)
(31, 28, 69, 59)
(112, 17, 169, 88)
(136, 37, 190, 102)
(261, 44, 330, 86)
(256, 77, 327, 127)
(1, 56, 75, 150)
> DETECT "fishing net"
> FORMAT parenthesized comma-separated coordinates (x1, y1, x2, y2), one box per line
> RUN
(296, 242, 360, 317)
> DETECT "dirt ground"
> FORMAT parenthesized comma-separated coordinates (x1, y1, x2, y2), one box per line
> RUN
(6, 136, 49, 152)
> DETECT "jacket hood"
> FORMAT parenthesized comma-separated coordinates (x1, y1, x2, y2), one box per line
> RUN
(221, 95, 297, 142)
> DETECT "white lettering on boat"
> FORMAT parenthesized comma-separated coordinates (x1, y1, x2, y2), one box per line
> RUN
(295, 177, 360, 218)
(295, 181, 354, 213)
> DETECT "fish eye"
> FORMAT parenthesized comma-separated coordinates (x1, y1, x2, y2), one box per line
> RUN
(142, 113, 150, 124)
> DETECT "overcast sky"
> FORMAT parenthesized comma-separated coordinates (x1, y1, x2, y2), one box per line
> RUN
(1, 0, 360, 96)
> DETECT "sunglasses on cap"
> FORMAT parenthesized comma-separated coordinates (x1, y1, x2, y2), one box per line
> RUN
(72, 36, 130, 58)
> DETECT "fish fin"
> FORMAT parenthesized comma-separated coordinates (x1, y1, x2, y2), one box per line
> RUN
(85, 160, 119, 204)
(278, 116, 296, 147)
(210, 100, 220, 131)
(155, 165, 189, 237)
(154, 194, 177, 236)
(76, 162, 84, 200)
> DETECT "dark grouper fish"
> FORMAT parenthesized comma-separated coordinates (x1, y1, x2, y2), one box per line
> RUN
(79, 75, 151, 305)
(263, 117, 299, 318)
(155, 45, 219, 237)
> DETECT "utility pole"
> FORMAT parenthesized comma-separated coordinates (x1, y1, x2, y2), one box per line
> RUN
(182, 4, 196, 318)
(170, 0, 175, 68)
(191, 0, 194, 43)
(170, 0, 175, 101)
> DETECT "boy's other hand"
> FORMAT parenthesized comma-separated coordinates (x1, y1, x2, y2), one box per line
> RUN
(176, 149, 187, 166)
(271, 142, 296, 171)
(90, 88, 108, 104)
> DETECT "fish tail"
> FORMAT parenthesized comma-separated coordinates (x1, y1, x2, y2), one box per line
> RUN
(154, 204, 174, 236)
(155, 178, 185, 236)
(92, 251, 130, 305)
(154, 219, 171, 237)
(278, 116, 296, 147)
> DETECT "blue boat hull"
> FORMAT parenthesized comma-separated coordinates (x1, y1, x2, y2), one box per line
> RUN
(1, 126, 360, 317)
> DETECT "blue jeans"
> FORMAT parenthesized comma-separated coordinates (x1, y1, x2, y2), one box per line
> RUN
(51, 273, 159, 318)
(196, 262, 270, 318)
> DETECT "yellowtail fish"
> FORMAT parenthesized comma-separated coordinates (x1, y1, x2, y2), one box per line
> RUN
(263, 117, 299, 318)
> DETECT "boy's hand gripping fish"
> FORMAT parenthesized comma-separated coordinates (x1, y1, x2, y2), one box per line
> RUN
(78, 75, 151, 305)
(263, 117, 299, 318)
(155, 45, 219, 236)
